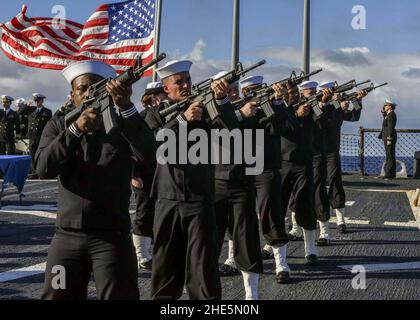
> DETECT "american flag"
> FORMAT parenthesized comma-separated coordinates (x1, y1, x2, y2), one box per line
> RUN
(0, 0, 156, 75)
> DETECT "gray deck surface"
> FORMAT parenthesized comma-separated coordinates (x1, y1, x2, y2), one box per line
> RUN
(0, 175, 419, 300)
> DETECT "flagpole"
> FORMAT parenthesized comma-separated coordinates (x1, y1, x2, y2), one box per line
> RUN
(152, 0, 162, 81)
(231, 0, 240, 69)
(302, 0, 310, 74)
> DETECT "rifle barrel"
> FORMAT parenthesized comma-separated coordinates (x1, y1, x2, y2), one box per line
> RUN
(118, 53, 167, 85)
(356, 80, 371, 87)
(236, 59, 266, 77)
(300, 68, 323, 79)
(374, 82, 388, 89)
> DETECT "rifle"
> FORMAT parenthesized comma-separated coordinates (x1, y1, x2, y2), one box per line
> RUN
(294, 80, 363, 117)
(191, 78, 212, 95)
(65, 53, 167, 134)
(249, 68, 323, 98)
(192, 60, 266, 95)
(158, 94, 200, 119)
(337, 82, 388, 111)
(230, 86, 278, 119)
(333, 79, 362, 93)
(196, 60, 266, 121)
(240, 68, 323, 117)
(331, 80, 371, 109)
(159, 60, 266, 121)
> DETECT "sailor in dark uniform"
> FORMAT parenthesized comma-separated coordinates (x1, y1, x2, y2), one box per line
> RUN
(16, 98, 35, 139)
(131, 81, 166, 270)
(145, 60, 237, 300)
(379, 99, 397, 179)
(216, 72, 250, 277)
(213, 72, 263, 299)
(0, 95, 20, 155)
(315, 83, 368, 243)
(27, 93, 52, 177)
(36, 60, 155, 300)
(235, 76, 291, 285)
(284, 80, 333, 265)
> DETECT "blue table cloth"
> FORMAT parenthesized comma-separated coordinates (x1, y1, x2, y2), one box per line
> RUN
(0, 155, 32, 194)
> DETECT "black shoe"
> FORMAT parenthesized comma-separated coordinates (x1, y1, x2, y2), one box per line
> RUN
(219, 264, 240, 277)
(337, 224, 348, 234)
(261, 249, 274, 260)
(276, 271, 290, 284)
(139, 259, 152, 270)
(316, 238, 331, 247)
(28, 173, 39, 180)
(305, 254, 319, 266)
(287, 233, 303, 241)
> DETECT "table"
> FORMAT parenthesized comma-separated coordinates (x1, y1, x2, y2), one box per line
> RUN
(0, 155, 32, 205)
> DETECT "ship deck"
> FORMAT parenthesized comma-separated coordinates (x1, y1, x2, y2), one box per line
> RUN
(0, 175, 419, 300)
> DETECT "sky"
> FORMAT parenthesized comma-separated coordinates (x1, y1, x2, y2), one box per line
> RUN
(1, 0, 420, 133)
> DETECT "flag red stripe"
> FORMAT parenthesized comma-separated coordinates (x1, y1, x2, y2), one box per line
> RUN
(96, 4, 109, 11)
(11, 17, 26, 30)
(84, 38, 153, 54)
(27, 21, 81, 40)
(5, 29, 153, 59)
(57, 26, 80, 40)
(4, 35, 153, 66)
(27, 22, 81, 40)
(5, 23, 81, 53)
(3, 25, 79, 55)
(3, 36, 153, 66)
(28, 17, 84, 29)
(38, 25, 81, 51)
(2, 33, 74, 59)
(78, 33, 109, 46)
(2, 44, 154, 73)
(83, 18, 109, 29)
(3, 45, 153, 79)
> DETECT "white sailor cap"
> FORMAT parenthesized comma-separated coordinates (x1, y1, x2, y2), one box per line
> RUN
(156, 60, 192, 80)
(144, 81, 164, 95)
(213, 71, 239, 86)
(1, 95, 14, 102)
(299, 80, 318, 90)
(212, 71, 229, 80)
(33, 93, 46, 100)
(146, 81, 163, 90)
(62, 60, 116, 84)
(385, 99, 397, 107)
(15, 98, 25, 105)
(239, 76, 264, 90)
(318, 81, 335, 89)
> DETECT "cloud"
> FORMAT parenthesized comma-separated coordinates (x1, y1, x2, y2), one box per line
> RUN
(401, 67, 420, 79)
(317, 47, 371, 67)
(182, 39, 206, 61)
(0, 54, 69, 109)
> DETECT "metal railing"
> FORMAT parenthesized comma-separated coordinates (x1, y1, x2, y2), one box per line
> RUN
(340, 128, 420, 176)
